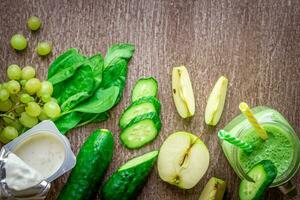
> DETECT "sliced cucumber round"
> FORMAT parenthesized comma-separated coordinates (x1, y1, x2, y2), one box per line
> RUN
(119, 96, 161, 128)
(131, 77, 158, 102)
(120, 112, 161, 149)
(239, 160, 277, 200)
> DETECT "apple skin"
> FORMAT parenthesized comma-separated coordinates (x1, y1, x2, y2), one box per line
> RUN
(157, 132, 210, 189)
(172, 66, 195, 118)
(199, 177, 226, 200)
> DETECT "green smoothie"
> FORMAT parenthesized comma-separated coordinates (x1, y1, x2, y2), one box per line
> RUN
(238, 124, 294, 182)
(221, 106, 300, 187)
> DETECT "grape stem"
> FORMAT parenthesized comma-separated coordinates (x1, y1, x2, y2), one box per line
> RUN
(0, 114, 14, 120)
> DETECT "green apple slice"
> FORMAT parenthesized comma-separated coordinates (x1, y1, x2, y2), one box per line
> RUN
(205, 76, 228, 126)
(199, 177, 226, 200)
(172, 66, 195, 118)
(157, 132, 210, 189)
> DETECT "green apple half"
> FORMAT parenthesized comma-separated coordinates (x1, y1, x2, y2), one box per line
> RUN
(157, 132, 210, 189)
(172, 66, 195, 118)
(205, 76, 228, 126)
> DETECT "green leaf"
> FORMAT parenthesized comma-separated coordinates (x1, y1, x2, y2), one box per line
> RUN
(101, 59, 128, 104)
(72, 86, 120, 113)
(88, 53, 104, 90)
(104, 44, 135, 68)
(54, 112, 82, 134)
(48, 49, 86, 85)
(48, 48, 78, 78)
(57, 64, 95, 112)
(76, 112, 109, 127)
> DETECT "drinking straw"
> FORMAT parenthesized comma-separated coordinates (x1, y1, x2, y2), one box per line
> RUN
(218, 130, 253, 153)
(239, 102, 268, 140)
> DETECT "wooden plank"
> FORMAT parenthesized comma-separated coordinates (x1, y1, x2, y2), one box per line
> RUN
(0, 0, 299, 199)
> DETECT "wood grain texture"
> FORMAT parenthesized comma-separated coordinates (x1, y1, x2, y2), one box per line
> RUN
(1, 0, 300, 199)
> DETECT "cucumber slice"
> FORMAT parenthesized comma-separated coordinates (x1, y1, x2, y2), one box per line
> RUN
(119, 96, 161, 128)
(131, 77, 158, 102)
(239, 160, 277, 200)
(120, 112, 161, 149)
(101, 151, 158, 200)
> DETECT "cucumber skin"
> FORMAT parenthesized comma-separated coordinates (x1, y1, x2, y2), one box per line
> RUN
(101, 151, 158, 200)
(131, 77, 158, 102)
(239, 160, 277, 200)
(119, 96, 161, 128)
(58, 129, 114, 200)
(120, 112, 162, 149)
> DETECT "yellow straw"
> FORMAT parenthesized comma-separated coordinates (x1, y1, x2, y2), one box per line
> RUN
(239, 102, 268, 140)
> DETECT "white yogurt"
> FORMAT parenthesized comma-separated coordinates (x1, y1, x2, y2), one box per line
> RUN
(12, 132, 66, 179)
(5, 153, 43, 191)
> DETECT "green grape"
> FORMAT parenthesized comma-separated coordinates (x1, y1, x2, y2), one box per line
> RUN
(24, 78, 41, 95)
(36, 42, 52, 56)
(0, 131, 10, 144)
(0, 99, 13, 112)
(10, 94, 19, 103)
(10, 34, 27, 51)
(41, 94, 51, 103)
(25, 102, 41, 117)
(50, 97, 58, 103)
(0, 88, 10, 101)
(21, 66, 36, 80)
(3, 112, 15, 124)
(6, 80, 20, 94)
(2, 126, 18, 140)
(19, 112, 38, 128)
(37, 81, 53, 97)
(27, 16, 42, 31)
(7, 64, 22, 80)
(15, 106, 25, 114)
(38, 110, 49, 121)
(43, 101, 61, 119)
(11, 119, 23, 131)
(20, 80, 27, 87)
(20, 93, 34, 103)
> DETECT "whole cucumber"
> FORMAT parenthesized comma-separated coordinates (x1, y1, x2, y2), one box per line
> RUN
(58, 129, 114, 200)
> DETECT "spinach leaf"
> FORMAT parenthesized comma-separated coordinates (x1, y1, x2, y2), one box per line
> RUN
(101, 59, 128, 104)
(76, 112, 109, 127)
(88, 54, 104, 90)
(71, 86, 119, 113)
(54, 112, 82, 134)
(57, 63, 95, 112)
(48, 48, 78, 78)
(48, 53, 86, 85)
(104, 44, 135, 68)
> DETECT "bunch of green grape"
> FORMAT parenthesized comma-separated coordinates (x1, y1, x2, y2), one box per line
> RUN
(0, 64, 61, 143)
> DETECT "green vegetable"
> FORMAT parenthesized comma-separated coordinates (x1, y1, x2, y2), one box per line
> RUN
(48, 49, 86, 85)
(71, 86, 119, 113)
(76, 112, 109, 127)
(49, 44, 135, 134)
(27, 16, 42, 31)
(36, 42, 52, 56)
(239, 160, 277, 200)
(131, 77, 158, 102)
(120, 112, 161, 149)
(58, 129, 114, 200)
(10, 34, 27, 51)
(119, 96, 161, 128)
(57, 63, 95, 111)
(101, 150, 158, 200)
(88, 53, 104, 90)
(104, 44, 135, 68)
(54, 112, 82, 134)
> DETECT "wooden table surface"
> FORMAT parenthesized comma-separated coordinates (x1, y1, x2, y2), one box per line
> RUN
(1, 0, 300, 199)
